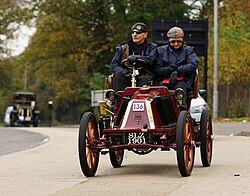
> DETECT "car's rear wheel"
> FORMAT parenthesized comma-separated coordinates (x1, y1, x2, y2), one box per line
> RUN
(109, 149, 124, 168)
(200, 109, 213, 167)
(10, 112, 15, 127)
(176, 111, 195, 177)
(33, 115, 39, 127)
(78, 112, 100, 177)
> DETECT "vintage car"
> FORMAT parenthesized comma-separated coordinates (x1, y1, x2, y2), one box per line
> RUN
(9, 92, 40, 127)
(190, 90, 209, 122)
(3, 106, 14, 127)
(78, 56, 213, 177)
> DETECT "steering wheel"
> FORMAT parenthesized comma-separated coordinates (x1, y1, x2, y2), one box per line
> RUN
(121, 55, 149, 70)
(121, 55, 149, 88)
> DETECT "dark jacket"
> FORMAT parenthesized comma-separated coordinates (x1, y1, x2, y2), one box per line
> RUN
(111, 39, 157, 75)
(154, 45, 198, 89)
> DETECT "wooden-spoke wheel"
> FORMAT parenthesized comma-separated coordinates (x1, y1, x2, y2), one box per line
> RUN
(109, 149, 124, 168)
(200, 109, 213, 167)
(78, 112, 100, 177)
(176, 111, 195, 177)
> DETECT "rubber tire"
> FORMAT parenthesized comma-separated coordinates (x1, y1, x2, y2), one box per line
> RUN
(10, 112, 15, 127)
(200, 109, 213, 167)
(78, 112, 100, 177)
(176, 111, 195, 177)
(109, 149, 124, 168)
(33, 115, 39, 127)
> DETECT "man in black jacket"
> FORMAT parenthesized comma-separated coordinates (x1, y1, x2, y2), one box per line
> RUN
(153, 27, 198, 109)
(111, 22, 157, 92)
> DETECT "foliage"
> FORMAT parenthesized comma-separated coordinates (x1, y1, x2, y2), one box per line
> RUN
(0, 0, 249, 122)
(14, 0, 191, 123)
(0, 0, 33, 57)
(206, 0, 250, 86)
(217, 0, 250, 84)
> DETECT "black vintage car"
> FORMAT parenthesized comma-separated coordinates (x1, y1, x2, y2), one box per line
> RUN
(9, 92, 40, 127)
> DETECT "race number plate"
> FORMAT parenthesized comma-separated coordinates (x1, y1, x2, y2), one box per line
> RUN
(132, 102, 144, 111)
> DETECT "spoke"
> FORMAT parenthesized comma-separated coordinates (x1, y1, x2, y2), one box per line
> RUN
(207, 138, 211, 159)
(86, 135, 91, 144)
(116, 150, 121, 160)
(92, 153, 97, 167)
(86, 147, 93, 168)
(184, 121, 189, 137)
(206, 122, 211, 156)
(87, 117, 98, 169)
(184, 117, 193, 169)
(184, 122, 192, 144)
(86, 124, 91, 143)
(188, 147, 192, 162)
(207, 144, 211, 155)
(86, 120, 97, 143)
(89, 154, 93, 168)
(86, 148, 92, 167)
(184, 146, 188, 165)
(86, 144, 91, 148)
(86, 147, 90, 158)
(206, 121, 210, 135)
(187, 146, 193, 169)
(187, 130, 191, 141)
(90, 128, 96, 140)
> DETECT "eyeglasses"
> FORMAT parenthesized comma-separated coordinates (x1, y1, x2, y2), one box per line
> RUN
(169, 40, 183, 44)
(132, 31, 143, 35)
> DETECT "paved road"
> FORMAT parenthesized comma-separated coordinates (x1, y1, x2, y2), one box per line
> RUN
(0, 122, 249, 196)
(213, 121, 250, 136)
(0, 128, 49, 156)
(1, 122, 249, 156)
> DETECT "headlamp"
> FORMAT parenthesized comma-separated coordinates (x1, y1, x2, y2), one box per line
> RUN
(105, 89, 116, 102)
(173, 88, 185, 100)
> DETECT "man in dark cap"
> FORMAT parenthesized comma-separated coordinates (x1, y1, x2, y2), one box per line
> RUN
(151, 26, 198, 110)
(110, 22, 157, 92)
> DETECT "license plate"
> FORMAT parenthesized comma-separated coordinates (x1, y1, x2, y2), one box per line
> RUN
(25, 116, 31, 121)
(122, 133, 152, 144)
(132, 102, 144, 111)
(128, 133, 146, 144)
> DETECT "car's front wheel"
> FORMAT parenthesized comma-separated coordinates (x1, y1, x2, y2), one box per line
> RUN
(176, 111, 195, 177)
(78, 112, 100, 177)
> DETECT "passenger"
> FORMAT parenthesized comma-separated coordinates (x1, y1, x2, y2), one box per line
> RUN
(152, 27, 198, 109)
(111, 22, 157, 92)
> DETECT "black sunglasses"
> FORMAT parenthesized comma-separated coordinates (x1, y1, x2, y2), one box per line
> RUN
(132, 31, 143, 35)
(169, 40, 183, 44)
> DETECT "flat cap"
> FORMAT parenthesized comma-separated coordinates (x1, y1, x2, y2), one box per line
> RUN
(167, 27, 184, 38)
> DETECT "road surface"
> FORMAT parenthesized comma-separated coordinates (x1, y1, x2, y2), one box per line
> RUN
(0, 122, 249, 196)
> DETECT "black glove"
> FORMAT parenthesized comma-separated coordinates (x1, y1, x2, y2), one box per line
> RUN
(166, 63, 178, 74)
(169, 64, 178, 71)
(169, 71, 178, 85)
(127, 55, 140, 64)
(123, 69, 132, 76)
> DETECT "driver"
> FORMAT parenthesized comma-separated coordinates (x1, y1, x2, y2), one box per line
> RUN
(111, 22, 157, 92)
(152, 27, 198, 110)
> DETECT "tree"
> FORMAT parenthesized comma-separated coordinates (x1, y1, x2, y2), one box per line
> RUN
(205, 0, 250, 85)
(0, 0, 199, 123)
(0, 0, 33, 58)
